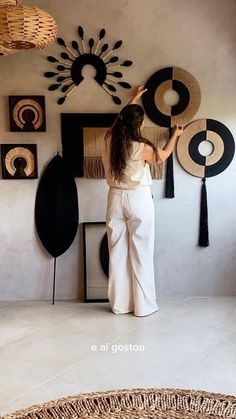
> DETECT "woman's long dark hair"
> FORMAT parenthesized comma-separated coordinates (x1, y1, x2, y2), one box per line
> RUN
(105, 104, 158, 182)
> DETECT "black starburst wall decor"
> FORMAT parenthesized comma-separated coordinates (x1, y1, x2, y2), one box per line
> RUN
(44, 26, 133, 105)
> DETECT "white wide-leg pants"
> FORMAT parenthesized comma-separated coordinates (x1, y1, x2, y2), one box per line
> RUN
(106, 186, 159, 317)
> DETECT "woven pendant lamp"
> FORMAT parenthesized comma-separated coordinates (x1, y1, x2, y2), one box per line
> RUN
(0, 0, 57, 52)
(0, 43, 13, 55)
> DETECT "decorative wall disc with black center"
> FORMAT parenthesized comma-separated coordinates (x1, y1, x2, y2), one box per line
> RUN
(142, 66, 201, 127)
(44, 26, 133, 105)
(176, 119, 235, 178)
(176, 118, 235, 247)
(142, 66, 201, 199)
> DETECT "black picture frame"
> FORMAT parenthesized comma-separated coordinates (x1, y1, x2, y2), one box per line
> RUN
(9, 95, 46, 132)
(82, 222, 109, 303)
(61, 113, 118, 177)
(1, 143, 38, 179)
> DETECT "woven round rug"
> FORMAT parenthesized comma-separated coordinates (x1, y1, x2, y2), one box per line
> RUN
(2, 388, 236, 419)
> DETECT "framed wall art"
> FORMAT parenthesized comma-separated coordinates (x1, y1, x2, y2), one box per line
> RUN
(9, 95, 46, 132)
(82, 222, 109, 303)
(61, 113, 165, 179)
(1, 144, 38, 179)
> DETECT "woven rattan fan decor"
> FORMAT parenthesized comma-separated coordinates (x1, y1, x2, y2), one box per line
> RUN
(0, 0, 57, 53)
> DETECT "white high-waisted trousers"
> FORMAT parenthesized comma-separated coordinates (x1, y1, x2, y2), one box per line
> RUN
(106, 186, 159, 317)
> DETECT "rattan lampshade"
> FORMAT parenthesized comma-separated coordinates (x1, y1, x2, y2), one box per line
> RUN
(0, 0, 57, 51)
(0, 42, 13, 54)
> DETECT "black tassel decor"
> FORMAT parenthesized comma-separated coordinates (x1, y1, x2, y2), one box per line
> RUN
(199, 177, 209, 247)
(165, 128, 175, 198)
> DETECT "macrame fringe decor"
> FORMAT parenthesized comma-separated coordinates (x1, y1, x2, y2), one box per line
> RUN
(83, 157, 105, 178)
(199, 177, 209, 247)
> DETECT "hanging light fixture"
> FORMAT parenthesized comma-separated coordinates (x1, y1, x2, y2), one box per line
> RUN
(0, 0, 57, 52)
(0, 43, 13, 55)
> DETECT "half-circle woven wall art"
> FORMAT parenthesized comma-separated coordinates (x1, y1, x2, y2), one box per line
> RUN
(142, 67, 201, 198)
(177, 119, 235, 246)
(44, 26, 133, 105)
(9, 95, 46, 132)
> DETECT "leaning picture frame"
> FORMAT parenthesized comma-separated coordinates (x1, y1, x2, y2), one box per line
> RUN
(82, 222, 109, 303)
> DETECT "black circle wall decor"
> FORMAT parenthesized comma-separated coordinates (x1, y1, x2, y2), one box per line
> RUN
(142, 67, 201, 127)
(176, 119, 235, 178)
(100, 233, 109, 278)
(44, 26, 133, 105)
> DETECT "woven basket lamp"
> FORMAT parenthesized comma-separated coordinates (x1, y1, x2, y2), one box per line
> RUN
(0, 43, 12, 54)
(0, 0, 57, 51)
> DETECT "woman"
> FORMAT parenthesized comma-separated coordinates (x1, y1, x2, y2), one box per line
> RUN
(102, 86, 183, 317)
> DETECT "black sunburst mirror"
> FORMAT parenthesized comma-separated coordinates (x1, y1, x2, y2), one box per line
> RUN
(44, 26, 133, 105)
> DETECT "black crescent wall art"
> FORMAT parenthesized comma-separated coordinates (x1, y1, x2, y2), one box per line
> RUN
(35, 154, 79, 258)
(100, 233, 109, 278)
(142, 67, 201, 127)
(44, 26, 133, 105)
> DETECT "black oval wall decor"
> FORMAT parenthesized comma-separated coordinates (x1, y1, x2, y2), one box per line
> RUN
(35, 154, 79, 258)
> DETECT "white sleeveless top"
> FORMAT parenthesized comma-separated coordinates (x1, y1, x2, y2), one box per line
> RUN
(102, 137, 152, 189)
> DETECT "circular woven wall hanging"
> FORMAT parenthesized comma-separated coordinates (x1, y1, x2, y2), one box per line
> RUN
(142, 66, 201, 127)
(177, 118, 235, 247)
(176, 119, 235, 177)
(142, 67, 201, 199)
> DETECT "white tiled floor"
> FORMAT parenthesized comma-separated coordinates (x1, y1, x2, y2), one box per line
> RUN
(0, 298, 236, 416)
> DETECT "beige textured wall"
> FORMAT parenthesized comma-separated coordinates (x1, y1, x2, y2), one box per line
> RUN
(0, 0, 236, 300)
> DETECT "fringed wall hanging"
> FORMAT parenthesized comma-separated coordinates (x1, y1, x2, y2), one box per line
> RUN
(61, 113, 165, 179)
(44, 26, 133, 105)
(176, 119, 235, 247)
(142, 67, 201, 198)
(1, 143, 38, 179)
(35, 154, 79, 304)
(9, 96, 46, 132)
(61, 113, 117, 177)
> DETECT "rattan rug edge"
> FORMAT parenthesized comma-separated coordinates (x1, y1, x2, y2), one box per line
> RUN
(2, 387, 236, 419)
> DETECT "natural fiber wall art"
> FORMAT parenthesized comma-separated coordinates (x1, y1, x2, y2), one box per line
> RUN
(177, 119, 235, 246)
(9, 95, 46, 132)
(1, 143, 38, 179)
(142, 66, 201, 198)
(61, 113, 165, 179)
(44, 26, 133, 105)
